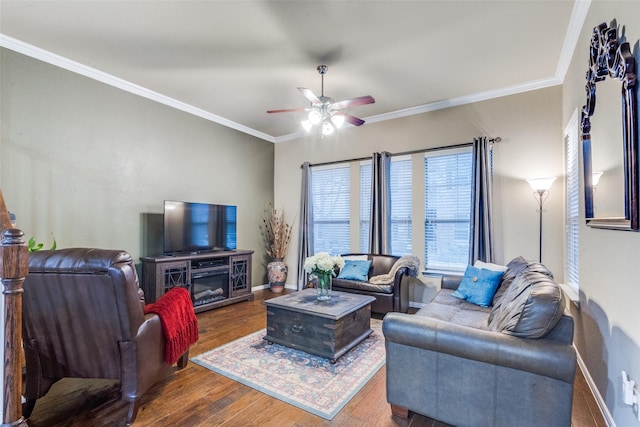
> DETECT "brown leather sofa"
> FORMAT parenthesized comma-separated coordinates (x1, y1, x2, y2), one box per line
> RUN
(332, 253, 411, 314)
(23, 248, 190, 425)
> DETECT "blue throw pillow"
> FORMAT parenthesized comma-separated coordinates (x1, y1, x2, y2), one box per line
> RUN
(452, 265, 505, 307)
(337, 260, 372, 281)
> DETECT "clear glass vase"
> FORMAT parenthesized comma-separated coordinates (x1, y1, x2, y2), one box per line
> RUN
(313, 271, 332, 301)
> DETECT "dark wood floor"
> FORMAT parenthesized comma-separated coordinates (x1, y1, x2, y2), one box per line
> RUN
(25, 289, 607, 427)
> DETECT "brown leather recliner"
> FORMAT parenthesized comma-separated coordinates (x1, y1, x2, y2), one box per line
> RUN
(22, 248, 190, 425)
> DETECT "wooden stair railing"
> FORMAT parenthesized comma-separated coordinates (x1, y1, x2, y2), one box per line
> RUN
(0, 189, 28, 427)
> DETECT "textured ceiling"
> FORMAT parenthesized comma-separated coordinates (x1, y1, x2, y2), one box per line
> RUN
(0, 0, 585, 142)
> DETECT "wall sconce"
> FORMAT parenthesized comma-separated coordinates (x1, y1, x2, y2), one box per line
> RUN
(526, 177, 556, 262)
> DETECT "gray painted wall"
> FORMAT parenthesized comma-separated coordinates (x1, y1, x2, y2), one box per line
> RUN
(563, 2, 640, 425)
(0, 48, 274, 285)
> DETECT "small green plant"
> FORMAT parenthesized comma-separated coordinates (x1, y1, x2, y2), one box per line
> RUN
(27, 236, 57, 252)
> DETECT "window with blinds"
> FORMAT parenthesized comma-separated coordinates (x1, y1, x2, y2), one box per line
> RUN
(360, 161, 372, 253)
(424, 148, 473, 271)
(311, 164, 351, 255)
(565, 111, 580, 294)
(390, 156, 413, 255)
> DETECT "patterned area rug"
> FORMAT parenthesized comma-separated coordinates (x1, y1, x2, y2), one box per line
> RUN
(191, 318, 385, 420)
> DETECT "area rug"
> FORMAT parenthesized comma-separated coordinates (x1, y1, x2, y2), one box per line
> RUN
(191, 318, 385, 420)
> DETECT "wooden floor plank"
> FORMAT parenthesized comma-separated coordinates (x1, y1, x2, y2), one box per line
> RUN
(24, 289, 605, 427)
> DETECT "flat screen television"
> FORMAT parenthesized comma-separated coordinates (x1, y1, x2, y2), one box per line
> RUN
(163, 200, 237, 255)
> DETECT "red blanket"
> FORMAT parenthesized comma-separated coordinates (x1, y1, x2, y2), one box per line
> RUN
(144, 287, 199, 364)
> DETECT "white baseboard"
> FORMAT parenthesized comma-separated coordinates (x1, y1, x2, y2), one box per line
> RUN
(576, 349, 616, 427)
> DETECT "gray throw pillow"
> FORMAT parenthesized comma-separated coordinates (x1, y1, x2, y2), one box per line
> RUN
(488, 271, 565, 339)
(490, 257, 553, 310)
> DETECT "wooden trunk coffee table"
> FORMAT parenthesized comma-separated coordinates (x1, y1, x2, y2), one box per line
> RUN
(264, 289, 376, 363)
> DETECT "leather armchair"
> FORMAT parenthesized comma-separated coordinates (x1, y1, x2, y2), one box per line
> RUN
(22, 248, 190, 425)
(332, 253, 411, 313)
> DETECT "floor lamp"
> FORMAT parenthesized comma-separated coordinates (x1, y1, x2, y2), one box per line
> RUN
(526, 177, 556, 263)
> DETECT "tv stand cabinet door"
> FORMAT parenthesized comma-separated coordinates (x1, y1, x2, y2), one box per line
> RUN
(230, 254, 252, 298)
(141, 259, 191, 303)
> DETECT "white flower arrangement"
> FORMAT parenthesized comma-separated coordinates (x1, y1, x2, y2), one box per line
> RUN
(303, 252, 345, 276)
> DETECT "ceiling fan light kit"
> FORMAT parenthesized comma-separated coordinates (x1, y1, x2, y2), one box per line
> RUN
(267, 65, 374, 137)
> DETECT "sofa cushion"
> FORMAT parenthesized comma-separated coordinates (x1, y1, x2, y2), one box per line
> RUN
(474, 260, 508, 273)
(488, 271, 565, 338)
(415, 289, 491, 329)
(342, 254, 369, 261)
(332, 277, 394, 294)
(337, 260, 371, 281)
(491, 256, 553, 307)
(370, 255, 399, 276)
(452, 265, 504, 307)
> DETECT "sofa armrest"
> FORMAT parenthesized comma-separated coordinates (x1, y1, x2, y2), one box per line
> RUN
(382, 312, 576, 383)
(121, 313, 171, 402)
(392, 266, 411, 313)
(440, 274, 462, 290)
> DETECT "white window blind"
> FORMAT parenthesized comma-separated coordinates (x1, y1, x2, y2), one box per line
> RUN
(360, 161, 372, 253)
(565, 111, 580, 294)
(311, 164, 350, 255)
(424, 148, 473, 271)
(390, 156, 413, 255)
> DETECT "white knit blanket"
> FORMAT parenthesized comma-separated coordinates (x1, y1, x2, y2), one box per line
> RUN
(369, 255, 421, 285)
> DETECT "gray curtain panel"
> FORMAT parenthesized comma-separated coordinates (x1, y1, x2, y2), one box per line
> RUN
(469, 137, 495, 264)
(297, 162, 313, 289)
(369, 151, 392, 254)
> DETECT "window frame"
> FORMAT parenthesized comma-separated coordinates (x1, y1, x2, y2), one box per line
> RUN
(423, 146, 473, 273)
(310, 163, 351, 256)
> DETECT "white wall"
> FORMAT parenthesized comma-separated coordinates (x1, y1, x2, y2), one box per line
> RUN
(274, 86, 564, 301)
(562, 2, 640, 425)
(0, 48, 274, 285)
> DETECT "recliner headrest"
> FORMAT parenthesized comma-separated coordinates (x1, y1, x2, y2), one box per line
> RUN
(28, 248, 132, 274)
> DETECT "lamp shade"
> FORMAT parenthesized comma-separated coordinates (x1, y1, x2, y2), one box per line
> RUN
(308, 110, 322, 125)
(330, 113, 345, 128)
(527, 177, 556, 192)
(301, 119, 313, 132)
(321, 121, 334, 135)
(592, 171, 603, 186)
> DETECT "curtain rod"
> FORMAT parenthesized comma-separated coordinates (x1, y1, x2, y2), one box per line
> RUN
(301, 137, 501, 169)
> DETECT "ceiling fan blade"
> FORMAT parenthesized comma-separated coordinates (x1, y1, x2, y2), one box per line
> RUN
(331, 95, 375, 110)
(341, 113, 366, 127)
(298, 87, 322, 105)
(266, 107, 307, 114)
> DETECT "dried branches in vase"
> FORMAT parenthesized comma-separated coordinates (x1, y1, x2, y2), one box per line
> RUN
(261, 205, 293, 260)
(262, 205, 293, 293)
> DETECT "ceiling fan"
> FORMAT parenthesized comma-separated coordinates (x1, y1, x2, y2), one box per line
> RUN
(267, 65, 375, 136)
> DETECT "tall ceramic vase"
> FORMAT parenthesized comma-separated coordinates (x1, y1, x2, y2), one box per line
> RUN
(313, 271, 332, 301)
(267, 259, 287, 293)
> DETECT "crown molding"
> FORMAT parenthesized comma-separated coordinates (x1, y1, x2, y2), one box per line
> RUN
(367, 77, 563, 126)
(272, 77, 563, 143)
(3, 0, 589, 146)
(555, 0, 591, 81)
(0, 34, 277, 143)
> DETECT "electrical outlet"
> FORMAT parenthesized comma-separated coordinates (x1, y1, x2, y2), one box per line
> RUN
(622, 371, 640, 422)
(623, 371, 636, 405)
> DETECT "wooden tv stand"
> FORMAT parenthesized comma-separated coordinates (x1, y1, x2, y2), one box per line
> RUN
(140, 250, 254, 313)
